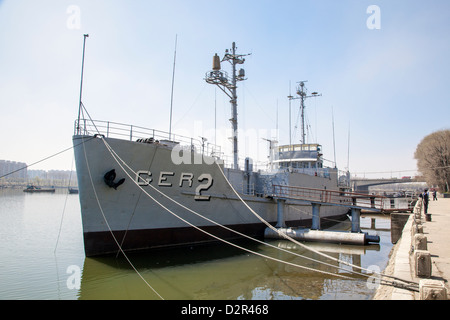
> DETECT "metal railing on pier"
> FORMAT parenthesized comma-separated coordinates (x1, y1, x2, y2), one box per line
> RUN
(272, 184, 387, 211)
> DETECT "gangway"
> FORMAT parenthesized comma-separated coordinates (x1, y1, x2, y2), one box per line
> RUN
(265, 185, 384, 245)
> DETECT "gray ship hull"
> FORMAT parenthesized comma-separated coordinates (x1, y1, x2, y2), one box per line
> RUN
(73, 135, 349, 256)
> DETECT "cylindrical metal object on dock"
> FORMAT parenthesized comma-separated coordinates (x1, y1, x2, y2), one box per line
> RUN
(264, 227, 379, 245)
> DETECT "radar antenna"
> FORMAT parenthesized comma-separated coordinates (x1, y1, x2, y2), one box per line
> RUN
(288, 81, 322, 144)
(205, 42, 251, 170)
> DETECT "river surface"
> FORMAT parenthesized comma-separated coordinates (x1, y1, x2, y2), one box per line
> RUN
(0, 188, 399, 300)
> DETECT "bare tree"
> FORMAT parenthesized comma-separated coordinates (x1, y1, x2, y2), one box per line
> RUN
(414, 129, 450, 192)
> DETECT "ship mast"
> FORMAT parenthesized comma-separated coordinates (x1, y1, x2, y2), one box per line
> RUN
(205, 42, 250, 170)
(76, 34, 89, 135)
(288, 81, 321, 144)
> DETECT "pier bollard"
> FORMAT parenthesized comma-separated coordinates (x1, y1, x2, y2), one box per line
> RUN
(414, 211, 422, 223)
(419, 279, 447, 300)
(411, 219, 423, 237)
(415, 250, 432, 278)
(415, 224, 423, 234)
(414, 234, 428, 251)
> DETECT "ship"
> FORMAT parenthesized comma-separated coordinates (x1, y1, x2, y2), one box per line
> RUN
(23, 185, 56, 193)
(68, 187, 79, 194)
(73, 39, 351, 256)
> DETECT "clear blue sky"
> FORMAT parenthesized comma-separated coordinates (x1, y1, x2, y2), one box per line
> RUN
(1, 0, 449, 178)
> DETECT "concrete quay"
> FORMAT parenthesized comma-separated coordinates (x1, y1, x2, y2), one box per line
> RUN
(373, 196, 450, 300)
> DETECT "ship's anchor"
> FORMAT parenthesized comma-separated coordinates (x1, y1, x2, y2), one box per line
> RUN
(103, 169, 125, 190)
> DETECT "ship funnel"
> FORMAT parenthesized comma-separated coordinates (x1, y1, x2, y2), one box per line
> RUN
(212, 53, 221, 71)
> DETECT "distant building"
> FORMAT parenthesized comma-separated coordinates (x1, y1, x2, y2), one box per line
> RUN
(0, 160, 77, 187)
(0, 160, 27, 180)
(27, 169, 47, 180)
(27, 169, 78, 187)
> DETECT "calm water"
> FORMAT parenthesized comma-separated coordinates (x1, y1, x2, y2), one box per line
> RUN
(0, 188, 395, 300)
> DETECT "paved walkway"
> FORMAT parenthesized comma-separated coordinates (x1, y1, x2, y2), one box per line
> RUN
(422, 196, 450, 296)
(374, 195, 450, 299)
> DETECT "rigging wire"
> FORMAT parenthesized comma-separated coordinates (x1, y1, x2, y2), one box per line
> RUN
(115, 144, 160, 259)
(287, 203, 354, 227)
(54, 155, 76, 254)
(169, 34, 177, 140)
(0, 136, 95, 180)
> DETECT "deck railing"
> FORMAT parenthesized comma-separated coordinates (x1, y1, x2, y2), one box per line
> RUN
(74, 119, 354, 180)
(272, 184, 386, 211)
(74, 119, 222, 158)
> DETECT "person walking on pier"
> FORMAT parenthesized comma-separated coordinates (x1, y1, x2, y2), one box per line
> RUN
(423, 189, 429, 214)
(433, 189, 438, 201)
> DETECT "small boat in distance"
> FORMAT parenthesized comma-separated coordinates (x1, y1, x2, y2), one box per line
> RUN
(23, 185, 56, 193)
(68, 187, 79, 194)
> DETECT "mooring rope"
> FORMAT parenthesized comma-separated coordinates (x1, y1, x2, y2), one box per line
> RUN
(115, 147, 160, 259)
(100, 136, 418, 292)
(99, 137, 355, 280)
(74, 104, 419, 292)
(287, 202, 354, 226)
(101, 137, 386, 279)
(81, 136, 165, 300)
(97, 133, 419, 291)
(0, 114, 417, 294)
(214, 160, 419, 290)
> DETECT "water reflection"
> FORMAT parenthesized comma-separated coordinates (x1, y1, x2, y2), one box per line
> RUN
(0, 188, 394, 300)
(78, 215, 392, 300)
